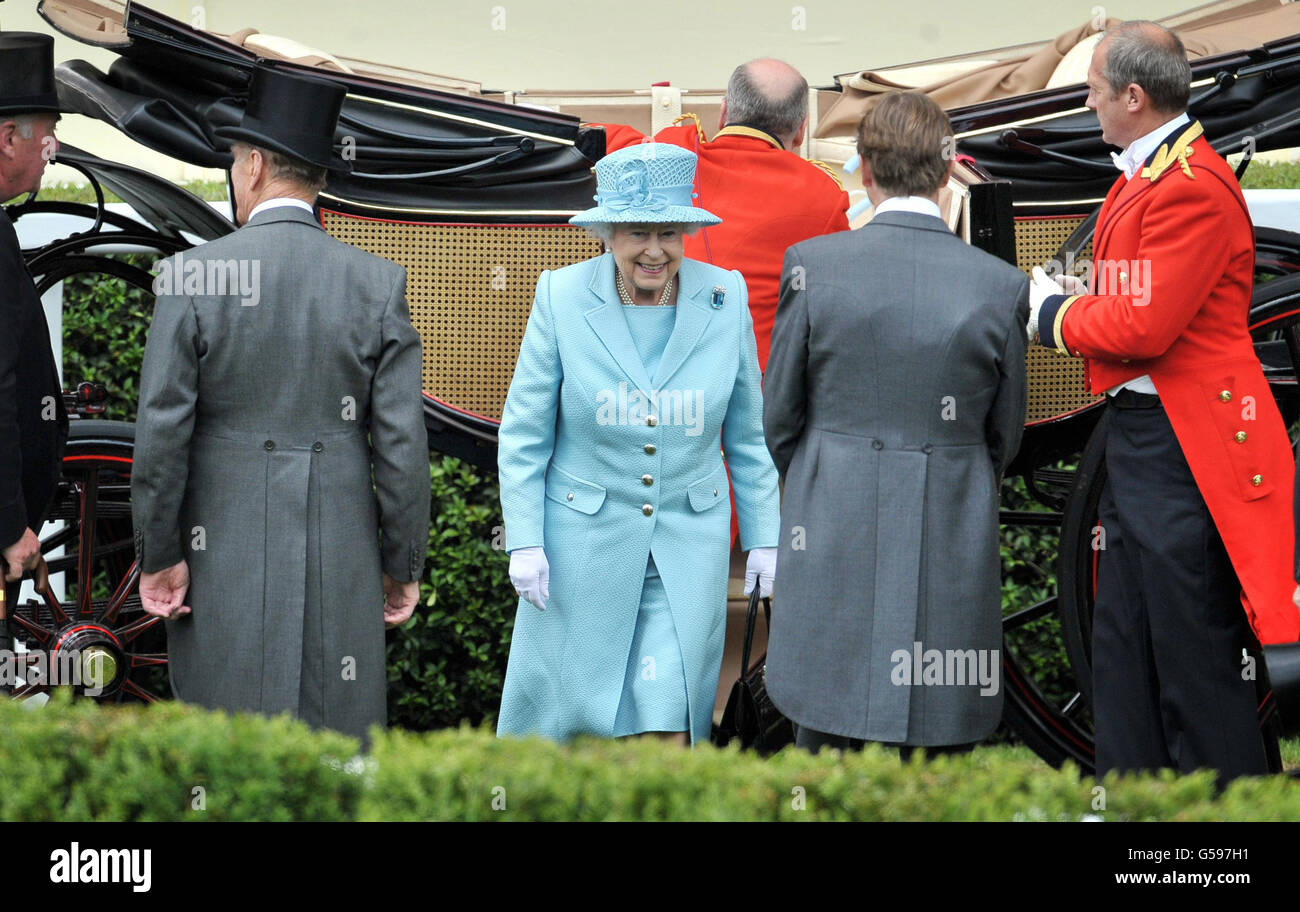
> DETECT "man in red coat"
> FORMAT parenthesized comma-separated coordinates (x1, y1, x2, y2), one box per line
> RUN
(594, 58, 850, 372)
(1032, 21, 1299, 783)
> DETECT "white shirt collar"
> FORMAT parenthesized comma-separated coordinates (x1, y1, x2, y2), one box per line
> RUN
(247, 197, 315, 220)
(1110, 112, 1191, 180)
(873, 196, 943, 220)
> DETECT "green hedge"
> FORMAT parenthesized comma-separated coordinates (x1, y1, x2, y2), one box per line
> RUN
(0, 693, 363, 821)
(3, 695, 1297, 821)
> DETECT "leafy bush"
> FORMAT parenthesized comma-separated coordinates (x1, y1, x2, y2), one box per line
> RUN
(3, 695, 1298, 822)
(0, 693, 363, 821)
(60, 253, 157, 421)
(386, 457, 515, 731)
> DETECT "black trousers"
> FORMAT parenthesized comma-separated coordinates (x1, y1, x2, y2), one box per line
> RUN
(793, 723, 975, 761)
(1092, 395, 1270, 785)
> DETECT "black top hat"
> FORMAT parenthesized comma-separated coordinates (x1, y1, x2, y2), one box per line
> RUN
(215, 62, 352, 173)
(0, 32, 62, 117)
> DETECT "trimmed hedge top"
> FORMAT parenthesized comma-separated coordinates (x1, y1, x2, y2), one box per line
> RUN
(3, 696, 1298, 822)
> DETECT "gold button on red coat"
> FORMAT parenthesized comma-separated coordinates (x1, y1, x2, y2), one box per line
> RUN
(1252, 474, 1263, 487)
(1235, 431, 1247, 443)
(1219, 390, 1232, 402)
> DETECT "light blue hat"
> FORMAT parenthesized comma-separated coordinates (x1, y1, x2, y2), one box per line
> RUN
(570, 142, 721, 227)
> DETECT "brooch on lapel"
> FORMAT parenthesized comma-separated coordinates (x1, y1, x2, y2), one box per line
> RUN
(711, 285, 726, 309)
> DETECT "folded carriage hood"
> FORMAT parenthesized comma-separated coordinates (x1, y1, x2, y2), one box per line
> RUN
(41, 0, 602, 221)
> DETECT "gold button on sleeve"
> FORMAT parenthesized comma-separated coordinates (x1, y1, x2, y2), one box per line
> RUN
(1251, 474, 1263, 487)
(1219, 390, 1232, 402)
(1235, 431, 1247, 443)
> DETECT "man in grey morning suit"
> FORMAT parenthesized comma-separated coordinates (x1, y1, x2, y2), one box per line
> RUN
(131, 64, 430, 744)
(763, 92, 1029, 756)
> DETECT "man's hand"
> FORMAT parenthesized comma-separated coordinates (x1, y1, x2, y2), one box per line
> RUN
(1028, 266, 1065, 343)
(383, 573, 419, 628)
(139, 561, 192, 619)
(509, 546, 550, 611)
(1293, 584, 1300, 612)
(3, 528, 42, 581)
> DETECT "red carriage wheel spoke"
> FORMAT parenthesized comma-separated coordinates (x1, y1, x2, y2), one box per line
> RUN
(114, 613, 162, 644)
(11, 682, 48, 700)
(128, 653, 168, 667)
(75, 474, 99, 618)
(102, 560, 141, 626)
(9, 612, 54, 646)
(119, 679, 158, 703)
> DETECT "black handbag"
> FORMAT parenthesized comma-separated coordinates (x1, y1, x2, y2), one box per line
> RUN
(713, 589, 794, 754)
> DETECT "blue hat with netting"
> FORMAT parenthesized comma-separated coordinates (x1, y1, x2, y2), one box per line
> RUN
(570, 142, 721, 227)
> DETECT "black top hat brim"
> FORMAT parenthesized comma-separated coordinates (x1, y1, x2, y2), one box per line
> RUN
(0, 98, 62, 117)
(215, 124, 352, 173)
(0, 32, 63, 117)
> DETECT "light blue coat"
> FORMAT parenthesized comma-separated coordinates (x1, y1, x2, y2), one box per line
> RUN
(497, 252, 780, 744)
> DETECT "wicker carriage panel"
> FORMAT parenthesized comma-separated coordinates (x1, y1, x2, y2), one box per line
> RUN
(320, 211, 1104, 427)
(1014, 215, 1104, 423)
(321, 212, 602, 421)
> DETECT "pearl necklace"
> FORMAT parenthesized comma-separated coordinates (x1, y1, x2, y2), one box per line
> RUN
(617, 268, 674, 306)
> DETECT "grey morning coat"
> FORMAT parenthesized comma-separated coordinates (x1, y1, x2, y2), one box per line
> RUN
(131, 205, 430, 744)
(763, 210, 1029, 746)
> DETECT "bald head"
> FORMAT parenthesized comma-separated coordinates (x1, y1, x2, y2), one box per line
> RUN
(722, 58, 809, 149)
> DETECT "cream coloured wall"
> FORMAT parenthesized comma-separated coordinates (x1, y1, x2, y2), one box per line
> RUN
(2, 0, 1201, 184)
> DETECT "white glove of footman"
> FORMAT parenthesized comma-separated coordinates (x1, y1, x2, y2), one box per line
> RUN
(1027, 266, 1064, 341)
(744, 547, 777, 599)
(509, 546, 550, 611)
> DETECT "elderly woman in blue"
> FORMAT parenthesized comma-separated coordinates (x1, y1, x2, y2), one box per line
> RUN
(497, 143, 780, 745)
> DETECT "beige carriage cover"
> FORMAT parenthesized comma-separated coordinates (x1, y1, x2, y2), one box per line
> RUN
(815, 0, 1300, 138)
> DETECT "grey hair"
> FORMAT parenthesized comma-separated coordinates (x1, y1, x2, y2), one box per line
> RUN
(1101, 21, 1192, 115)
(582, 223, 702, 245)
(724, 62, 807, 141)
(232, 142, 328, 194)
(12, 115, 37, 139)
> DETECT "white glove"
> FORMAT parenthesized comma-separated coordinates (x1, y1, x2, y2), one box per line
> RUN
(1028, 266, 1065, 343)
(509, 546, 550, 611)
(743, 547, 777, 599)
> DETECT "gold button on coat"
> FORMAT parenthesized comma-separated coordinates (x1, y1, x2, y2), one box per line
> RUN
(643, 443, 656, 454)
(646, 415, 658, 427)
(1235, 431, 1247, 443)
(641, 504, 654, 516)
(1219, 390, 1232, 402)
(566, 491, 574, 501)
(642, 474, 654, 486)
(1252, 474, 1263, 487)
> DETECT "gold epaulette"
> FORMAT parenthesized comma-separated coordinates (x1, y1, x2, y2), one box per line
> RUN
(671, 112, 706, 143)
(807, 158, 844, 190)
(1141, 120, 1204, 182)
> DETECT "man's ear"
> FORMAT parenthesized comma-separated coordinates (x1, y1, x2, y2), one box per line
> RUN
(717, 98, 728, 132)
(0, 121, 17, 161)
(1126, 82, 1145, 115)
(791, 115, 808, 150)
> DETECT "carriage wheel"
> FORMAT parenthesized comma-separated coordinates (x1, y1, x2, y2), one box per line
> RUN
(7, 422, 169, 704)
(6, 251, 171, 704)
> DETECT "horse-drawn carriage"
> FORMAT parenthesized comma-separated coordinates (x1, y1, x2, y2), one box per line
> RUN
(11, 0, 1300, 771)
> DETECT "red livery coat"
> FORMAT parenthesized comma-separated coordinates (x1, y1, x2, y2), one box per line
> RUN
(1048, 121, 1299, 644)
